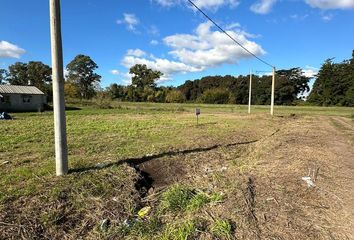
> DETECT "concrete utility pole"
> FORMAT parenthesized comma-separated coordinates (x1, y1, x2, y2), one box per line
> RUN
(248, 70, 252, 114)
(270, 67, 276, 116)
(50, 0, 68, 176)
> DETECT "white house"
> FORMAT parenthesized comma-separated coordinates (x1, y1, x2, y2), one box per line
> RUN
(0, 85, 47, 112)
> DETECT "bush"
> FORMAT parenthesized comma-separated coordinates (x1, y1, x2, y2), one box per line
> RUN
(201, 88, 233, 104)
(165, 90, 186, 103)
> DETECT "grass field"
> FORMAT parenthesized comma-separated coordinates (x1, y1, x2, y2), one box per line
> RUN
(1, 102, 353, 239)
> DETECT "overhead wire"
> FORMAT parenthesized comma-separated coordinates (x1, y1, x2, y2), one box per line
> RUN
(187, 0, 275, 69)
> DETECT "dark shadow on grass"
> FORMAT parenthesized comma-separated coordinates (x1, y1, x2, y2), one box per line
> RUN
(69, 139, 259, 174)
(65, 106, 82, 111)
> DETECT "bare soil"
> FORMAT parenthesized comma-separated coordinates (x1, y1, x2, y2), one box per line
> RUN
(138, 115, 354, 239)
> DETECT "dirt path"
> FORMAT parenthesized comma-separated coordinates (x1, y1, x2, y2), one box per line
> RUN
(325, 116, 354, 233)
(246, 115, 354, 239)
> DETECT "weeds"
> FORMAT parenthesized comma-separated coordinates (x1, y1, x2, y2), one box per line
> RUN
(160, 185, 194, 212)
(160, 185, 222, 213)
(211, 219, 233, 239)
(161, 220, 196, 240)
(187, 193, 210, 211)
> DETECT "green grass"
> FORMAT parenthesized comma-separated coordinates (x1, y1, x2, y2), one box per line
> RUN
(66, 100, 354, 116)
(159, 184, 223, 213)
(211, 219, 233, 239)
(1, 101, 353, 239)
(161, 220, 196, 240)
(160, 185, 195, 212)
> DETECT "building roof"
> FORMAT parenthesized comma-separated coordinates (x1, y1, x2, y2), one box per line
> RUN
(0, 85, 45, 95)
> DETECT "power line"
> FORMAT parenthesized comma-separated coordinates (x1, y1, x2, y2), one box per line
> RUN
(187, 0, 274, 69)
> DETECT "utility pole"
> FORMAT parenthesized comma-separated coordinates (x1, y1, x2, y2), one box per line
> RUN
(50, 0, 68, 176)
(270, 67, 276, 116)
(248, 70, 252, 114)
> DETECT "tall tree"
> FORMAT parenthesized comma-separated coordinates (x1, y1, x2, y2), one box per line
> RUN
(128, 64, 163, 102)
(27, 61, 52, 95)
(129, 64, 162, 89)
(66, 55, 101, 99)
(27, 61, 52, 86)
(275, 68, 310, 104)
(7, 62, 28, 85)
(0, 69, 8, 84)
(308, 52, 354, 106)
(7, 61, 53, 96)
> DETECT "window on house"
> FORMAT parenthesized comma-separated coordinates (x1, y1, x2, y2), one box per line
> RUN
(22, 95, 32, 103)
(0, 95, 10, 103)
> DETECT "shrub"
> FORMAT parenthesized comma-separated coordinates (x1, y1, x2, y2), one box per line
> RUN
(165, 90, 186, 103)
(201, 88, 232, 104)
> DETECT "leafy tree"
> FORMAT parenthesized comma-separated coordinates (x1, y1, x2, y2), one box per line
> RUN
(7, 62, 28, 85)
(0, 69, 8, 84)
(66, 55, 101, 99)
(127, 64, 163, 102)
(177, 69, 310, 105)
(27, 61, 52, 96)
(106, 83, 126, 100)
(6, 61, 53, 96)
(200, 88, 232, 104)
(165, 90, 185, 103)
(275, 68, 311, 105)
(308, 52, 354, 106)
(64, 82, 79, 99)
(129, 64, 162, 89)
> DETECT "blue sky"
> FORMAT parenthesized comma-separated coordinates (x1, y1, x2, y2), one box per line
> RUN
(1, 0, 354, 88)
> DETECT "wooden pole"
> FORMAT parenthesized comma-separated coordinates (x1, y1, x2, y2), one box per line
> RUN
(248, 70, 252, 114)
(50, 0, 68, 176)
(270, 67, 276, 116)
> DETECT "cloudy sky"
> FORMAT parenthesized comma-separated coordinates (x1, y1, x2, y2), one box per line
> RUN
(1, 0, 354, 87)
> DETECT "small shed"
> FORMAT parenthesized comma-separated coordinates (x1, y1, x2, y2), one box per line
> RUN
(0, 85, 47, 112)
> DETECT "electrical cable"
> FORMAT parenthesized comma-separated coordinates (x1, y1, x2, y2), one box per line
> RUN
(187, 0, 275, 69)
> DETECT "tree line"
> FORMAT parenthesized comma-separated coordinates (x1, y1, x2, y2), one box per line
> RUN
(1, 50, 353, 106)
(105, 67, 310, 105)
(307, 51, 354, 106)
(0, 54, 101, 101)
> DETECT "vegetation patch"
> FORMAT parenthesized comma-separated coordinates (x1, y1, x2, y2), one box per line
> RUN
(211, 218, 233, 239)
(160, 220, 197, 240)
(159, 185, 222, 213)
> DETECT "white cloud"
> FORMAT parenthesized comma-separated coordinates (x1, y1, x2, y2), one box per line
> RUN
(120, 21, 265, 84)
(304, 0, 354, 9)
(117, 13, 139, 32)
(110, 70, 120, 75)
(150, 40, 159, 45)
(127, 49, 146, 57)
(122, 49, 203, 83)
(250, 0, 277, 14)
(191, 0, 240, 10)
(122, 72, 135, 85)
(321, 13, 334, 21)
(153, 0, 240, 10)
(164, 21, 265, 69)
(225, 22, 241, 30)
(147, 25, 160, 36)
(0, 41, 26, 59)
(153, 0, 175, 7)
(302, 66, 318, 78)
(290, 14, 309, 21)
